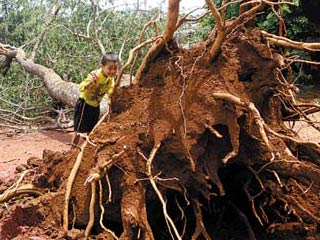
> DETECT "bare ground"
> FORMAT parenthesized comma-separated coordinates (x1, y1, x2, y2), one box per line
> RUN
(286, 112, 320, 143)
(0, 129, 73, 184)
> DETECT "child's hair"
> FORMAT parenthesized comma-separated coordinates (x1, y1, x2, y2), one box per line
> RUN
(101, 53, 119, 65)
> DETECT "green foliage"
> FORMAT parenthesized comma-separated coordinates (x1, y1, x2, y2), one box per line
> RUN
(192, 0, 239, 43)
(257, 4, 309, 40)
(0, 0, 46, 47)
(256, 2, 320, 85)
(195, 1, 319, 86)
(0, 0, 166, 118)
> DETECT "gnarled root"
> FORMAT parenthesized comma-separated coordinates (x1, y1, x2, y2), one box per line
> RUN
(191, 200, 211, 240)
(212, 92, 271, 155)
(84, 181, 97, 237)
(120, 174, 154, 240)
(98, 180, 118, 239)
(0, 184, 44, 203)
(63, 141, 88, 232)
(223, 104, 240, 164)
(204, 156, 225, 196)
(0, 170, 44, 203)
(142, 142, 182, 240)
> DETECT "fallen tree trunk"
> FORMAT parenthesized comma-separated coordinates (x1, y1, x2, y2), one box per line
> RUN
(0, 44, 111, 113)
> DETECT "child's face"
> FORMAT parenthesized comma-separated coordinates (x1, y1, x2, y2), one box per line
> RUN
(102, 61, 118, 78)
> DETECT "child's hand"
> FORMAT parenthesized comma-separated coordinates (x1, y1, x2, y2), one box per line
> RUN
(90, 73, 98, 84)
(84, 73, 98, 90)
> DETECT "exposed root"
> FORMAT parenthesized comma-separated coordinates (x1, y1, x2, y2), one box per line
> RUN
(7, 169, 32, 192)
(175, 196, 187, 237)
(212, 92, 270, 149)
(99, 180, 118, 239)
(272, 170, 284, 188)
(63, 141, 87, 232)
(206, 0, 264, 61)
(205, 123, 223, 138)
(105, 172, 112, 203)
(291, 179, 314, 195)
(251, 200, 265, 226)
(223, 105, 240, 164)
(84, 151, 125, 186)
(205, 0, 225, 61)
(0, 184, 44, 203)
(134, 0, 180, 83)
(84, 172, 100, 186)
(212, 92, 271, 164)
(98, 180, 118, 239)
(145, 143, 182, 240)
(284, 103, 320, 121)
(0, 170, 44, 203)
(264, 125, 320, 151)
(191, 201, 211, 240)
(176, 7, 210, 29)
(84, 181, 96, 237)
(64, 106, 115, 232)
(129, 13, 159, 84)
(261, 30, 320, 51)
(186, 151, 196, 172)
(115, 36, 163, 88)
(174, 56, 188, 138)
(257, 159, 301, 174)
(71, 202, 77, 230)
(79, 133, 97, 147)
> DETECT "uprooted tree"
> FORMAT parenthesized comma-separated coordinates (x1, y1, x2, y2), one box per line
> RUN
(1, 0, 320, 239)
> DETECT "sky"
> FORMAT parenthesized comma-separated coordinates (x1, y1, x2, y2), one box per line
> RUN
(145, 0, 205, 10)
(112, 0, 205, 12)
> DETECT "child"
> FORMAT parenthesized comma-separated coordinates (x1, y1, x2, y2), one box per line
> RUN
(71, 53, 119, 147)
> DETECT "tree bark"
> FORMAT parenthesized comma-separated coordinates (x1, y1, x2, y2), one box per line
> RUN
(134, 0, 180, 83)
(0, 46, 109, 112)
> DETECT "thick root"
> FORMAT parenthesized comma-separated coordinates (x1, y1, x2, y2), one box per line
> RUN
(0, 184, 43, 203)
(63, 141, 88, 232)
(191, 201, 211, 240)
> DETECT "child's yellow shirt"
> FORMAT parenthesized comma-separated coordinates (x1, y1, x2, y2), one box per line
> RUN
(78, 68, 115, 107)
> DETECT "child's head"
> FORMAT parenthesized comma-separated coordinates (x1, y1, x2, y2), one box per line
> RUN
(101, 53, 119, 78)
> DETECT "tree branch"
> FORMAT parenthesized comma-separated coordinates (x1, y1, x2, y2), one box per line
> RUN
(30, 4, 61, 61)
(90, 0, 106, 54)
(134, 0, 180, 83)
(205, 0, 226, 61)
(129, 13, 160, 83)
(176, 6, 208, 29)
(261, 30, 320, 51)
(1, 44, 80, 107)
(113, 36, 162, 90)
